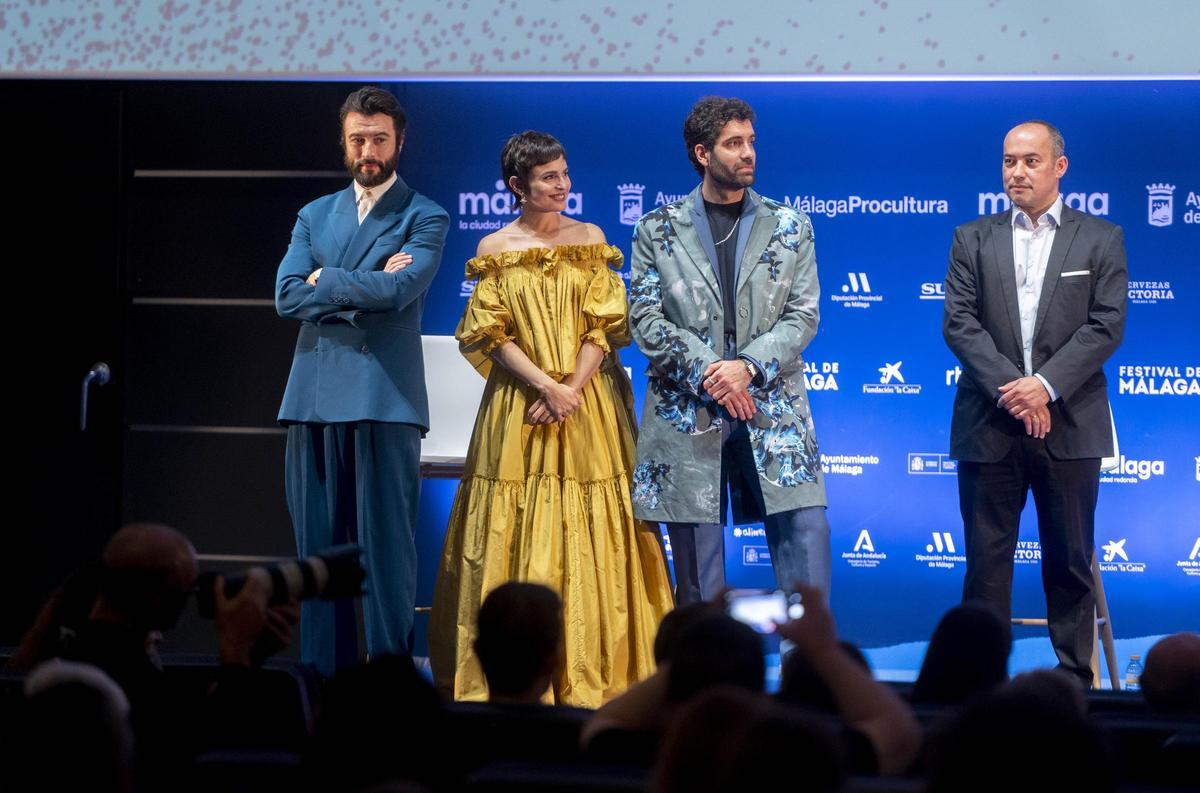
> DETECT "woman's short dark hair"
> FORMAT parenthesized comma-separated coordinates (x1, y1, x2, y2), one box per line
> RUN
(501, 131, 566, 200)
(338, 86, 407, 142)
(683, 96, 756, 176)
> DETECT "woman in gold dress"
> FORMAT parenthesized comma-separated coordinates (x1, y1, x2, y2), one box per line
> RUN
(429, 131, 674, 708)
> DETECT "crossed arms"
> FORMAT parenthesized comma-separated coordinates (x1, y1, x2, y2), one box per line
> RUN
(275, 204, 449, 323)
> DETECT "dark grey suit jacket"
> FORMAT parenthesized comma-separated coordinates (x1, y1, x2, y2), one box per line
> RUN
(943, 204, 1127, 462)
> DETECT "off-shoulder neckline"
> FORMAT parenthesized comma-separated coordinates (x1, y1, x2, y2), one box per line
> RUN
(465, 243, 623, 276)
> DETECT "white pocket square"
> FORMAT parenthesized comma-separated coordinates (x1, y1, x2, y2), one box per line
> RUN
(1060, 270, 1090, 278)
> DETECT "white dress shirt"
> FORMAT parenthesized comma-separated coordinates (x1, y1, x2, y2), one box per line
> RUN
(1011, 194, 1062, 401)
(354, 172, 397, 224)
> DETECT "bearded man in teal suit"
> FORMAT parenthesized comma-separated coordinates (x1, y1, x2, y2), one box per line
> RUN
(276, 87, 449, 674)
(629, 96, 830, 604)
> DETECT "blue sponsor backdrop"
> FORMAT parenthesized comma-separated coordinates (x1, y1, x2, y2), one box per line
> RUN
(394, 80, 1199, 679)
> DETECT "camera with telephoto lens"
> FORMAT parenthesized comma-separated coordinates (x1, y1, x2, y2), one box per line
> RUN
(193, 543, 366, 618)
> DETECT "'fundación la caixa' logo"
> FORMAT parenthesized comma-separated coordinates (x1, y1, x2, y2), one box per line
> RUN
(863, 361, 922, 395)
(1099, 538, 1147, 574)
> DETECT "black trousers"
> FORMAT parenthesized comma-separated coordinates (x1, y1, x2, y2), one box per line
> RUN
(958, 436, 1101, 684)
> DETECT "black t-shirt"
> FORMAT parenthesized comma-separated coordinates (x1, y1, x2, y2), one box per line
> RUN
(704, 197, 743, 342)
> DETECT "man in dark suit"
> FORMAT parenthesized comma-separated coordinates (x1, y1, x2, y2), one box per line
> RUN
(276, 87, 449, 675)
(943, 120, 1127, 685)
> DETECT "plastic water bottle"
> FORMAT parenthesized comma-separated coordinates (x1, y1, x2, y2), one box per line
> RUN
(1124, 655, 1144, 692)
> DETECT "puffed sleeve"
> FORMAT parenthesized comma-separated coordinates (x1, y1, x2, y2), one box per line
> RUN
(580, 246, 631, 354)
(456, 260, 513, 377)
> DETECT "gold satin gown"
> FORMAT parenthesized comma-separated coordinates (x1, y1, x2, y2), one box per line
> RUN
(428, 243, 674, 708)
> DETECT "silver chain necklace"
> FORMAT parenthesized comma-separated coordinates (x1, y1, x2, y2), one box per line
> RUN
(714, 215, 740, 246)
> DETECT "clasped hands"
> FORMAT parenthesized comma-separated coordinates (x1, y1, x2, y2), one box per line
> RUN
(526, 381, 582, 425)
(305, 250, 413, 285)
(703, 360, 757, 421)
(997, 375, 1052, 439)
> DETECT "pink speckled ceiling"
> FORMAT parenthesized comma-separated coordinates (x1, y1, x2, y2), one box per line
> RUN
(2, 0, 1197, 77)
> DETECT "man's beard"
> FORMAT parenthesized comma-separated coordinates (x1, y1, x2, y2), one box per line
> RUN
(706, 157, 754, 194)
(346, 150, 399, 188)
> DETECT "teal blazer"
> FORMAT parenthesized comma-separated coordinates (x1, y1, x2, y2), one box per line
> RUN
(276, 177, 450, 429)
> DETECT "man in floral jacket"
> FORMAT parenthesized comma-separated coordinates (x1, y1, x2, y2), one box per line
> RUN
(629, 96, 830, 604)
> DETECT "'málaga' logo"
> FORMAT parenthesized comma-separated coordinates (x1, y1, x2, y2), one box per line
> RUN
(1100, 455, 1166, 484)
(978, 191, 1109, 216)
(457, 179, 583, 230)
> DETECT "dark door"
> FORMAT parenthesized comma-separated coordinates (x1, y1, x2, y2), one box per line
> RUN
(0, 83, 125, 645)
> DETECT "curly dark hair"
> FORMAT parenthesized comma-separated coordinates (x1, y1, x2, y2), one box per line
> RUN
(500, 130, 566, 200)
(338, 86, 407, 143)
(683, 96, 756, 176)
